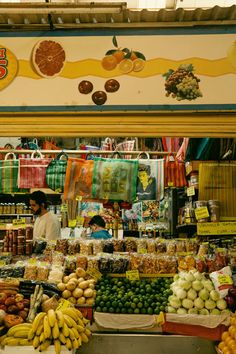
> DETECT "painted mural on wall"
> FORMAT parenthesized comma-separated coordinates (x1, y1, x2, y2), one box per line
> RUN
(0, 29, 236, 111)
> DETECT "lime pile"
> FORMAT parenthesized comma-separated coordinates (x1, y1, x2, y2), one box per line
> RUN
(95, 275, 173, 315)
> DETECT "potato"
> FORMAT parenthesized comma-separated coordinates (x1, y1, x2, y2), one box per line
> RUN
(76, 268, 87, 278)
(68, 297, 77, 305)
(78, 281, 89, 290)
(62, 290, 72, 299)
(68, 273, 77, 280)
(77, 296, 86, 305)
(57, 282, 66, 291)
(86, 298, 94, 306)
(84, 288, 94, 298)
(63, 276, 70, 284)
(66, 281, 77, 291)
(72, 288, 83, 299)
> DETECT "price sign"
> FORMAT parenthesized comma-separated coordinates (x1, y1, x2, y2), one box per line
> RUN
(197, 222, 236, 235)
(68, 219, 77, 228)
(56, 299, 71, 311)
(126, 270, 140, 281)
(195, 207, 209, 220)
(86, 268, 102, 280)
(187, 186, 195, 197)
(13, 218, 26, 227)
(218, 274, 233, 286)
(61, 204, 68, 212)
(138, 248, 147, 254)
(168, 182, 174, 187)
(0, 261, 5, 267)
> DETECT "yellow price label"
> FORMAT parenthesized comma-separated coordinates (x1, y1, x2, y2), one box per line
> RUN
(76, 216, 84, 225)
(168, 182, 174, 187)
(187, 186, 195, 197)
(0, 261, 5, 267)
(138, 248, 147, 254)
(126, 270, 140, 281)
(68, 219, 77, 228)
(195, 206, 209, 220)
(56, 299, 71, 311)
(86, 268, 102, 280)
(13, 218, 26, 226)
(61, 204, 68, 212)
(218, 274, 233, 285)
(28, 258, 37, 264)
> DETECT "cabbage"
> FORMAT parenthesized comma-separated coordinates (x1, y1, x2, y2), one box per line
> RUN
(205, 299, 216, 310)
(199, 308, 210, 315)
(177, 308, 187, 315)
(173, 274, 180, 282)
(211, 308, 221, 315)
(188, 308, 198, 315)
(178, 279, 192, 291)
(210, 290, 220, 301)
(187, 289, 197, 301)
(199, 288, 210, 301)
(184, 272, 195, 283)
(167, 306, 177, 314)
(216, 299, 227, 310)
(202, 279, 214, 292)
(192, 280, 204, 292)
(182, 298, 194, 310)
(169, 295, 182, 309)
(176, 289, 187, 300)
(193, 271, 204, 281)
(194, 297, 205, 310)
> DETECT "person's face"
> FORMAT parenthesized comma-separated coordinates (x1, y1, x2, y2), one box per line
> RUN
(138, 170, 148, 184)
(29, 199, 41, 215)
(90, 224, 98, 233)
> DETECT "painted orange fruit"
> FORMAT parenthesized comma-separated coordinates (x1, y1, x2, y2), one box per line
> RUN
(118, 59, 133, 74)
(32, 40, 66, 78)
(101, 55, 117, 71)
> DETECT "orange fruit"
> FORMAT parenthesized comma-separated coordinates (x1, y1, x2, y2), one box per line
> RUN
(219, 341, 227, 350)
(113, 50, 125, 63)
(0, 45, 18, 90)
(118, 59, 133, 74)
(101, 55, 117, 71)
(132, 58, 146, 72)
(222, 332, 231, 341)
(226, 337, 235, 348)
(130, 51, 138, 61)
(32, 40, 66, 78)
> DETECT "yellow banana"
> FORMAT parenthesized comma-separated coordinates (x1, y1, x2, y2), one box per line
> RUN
(52, 321, 60, 339)
(62, 322, 70, 338)
(74, 308, 83, 319)
(77, 325, 85, 333)
(2, 337, 20, 346)
(72, 337, 80, 349)
(36, 324, 44, 336)
(63, 314, 77, 328)
(65, 337, 72, 350)
(59, 332, 67, 345)
(7, 323, 32, 337)
(56, 310, 64, 328)
(19, 339, 32, 346)
(77, 334, 82, 347)
(13, 329, 30, 339)
(80, 332, 89, 344)
(71, 327, 79, 338)
(32, 335, 40, 349)
(32, 312, 46, 334)
(48, 309, 56, 328)
(28, 328, 35, 341)
(54, 339, 61, 354)
(43, 315, 51, 340)
(77, 317, 85, 327)
(39, 331, 45, 343)
(0, 334, 7, 345)
(38, 339, 51, 352)
(61, 308, 78, 323)
(82, 317, 90, 325)
(84, 328, 92, 337)
(68, 328, 75, 341)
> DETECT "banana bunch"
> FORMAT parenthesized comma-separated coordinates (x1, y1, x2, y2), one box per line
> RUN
(0, 323, 33, 347)
(29, 307, 92, 354)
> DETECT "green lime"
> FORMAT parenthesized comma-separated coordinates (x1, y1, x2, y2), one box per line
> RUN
(121, 308, 127, 314)
(159, 305, 165, 311)
(134, 308, 140, 314)
(128, 308, 134, 314)
(109, 307, 115, 313)
(96, 306, 102, 312)
(112, 301, 118, 308)
(115, 307, 121, 313)
(125, 301, 131, 308)
(133, 297, 139, 304)
(137, 302, 143, 309)
(99, 301, 105, 307)
(147, 307, 153, 315)
(154, 308, 160, 315)
(131, 302, 136, 309)
(141, 308, 147, 314)
(102, 307, 108, 312)
(106, 301, 111, 308)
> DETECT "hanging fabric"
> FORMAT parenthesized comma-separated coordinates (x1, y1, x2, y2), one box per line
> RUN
(92, 156, 138, 202)
(46, 152, 68, 193)
(64, 157, 94, 200)
(0, 153, 19, 193)
(136, 152, 164, 201)
(18, 150, 51, 189)
(164, 153, 187, 188)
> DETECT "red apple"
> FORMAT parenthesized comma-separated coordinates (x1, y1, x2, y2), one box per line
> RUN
(15, 294, 24, 303)
(16, 301, 24, 311)
(22, 299, 30, 308)
(5, 297, 16, 307)
(18, 310, 27, 320)
(0, 304, 7, 311)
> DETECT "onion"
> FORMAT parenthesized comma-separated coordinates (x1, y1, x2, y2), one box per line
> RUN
(0, 309, 6, 325)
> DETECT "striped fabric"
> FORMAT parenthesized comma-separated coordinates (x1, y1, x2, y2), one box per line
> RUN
(0, 158, 19, 193)
(18, 157, 51, 189)
(46, 157, 67, 193)
(164, 154, 187, 188)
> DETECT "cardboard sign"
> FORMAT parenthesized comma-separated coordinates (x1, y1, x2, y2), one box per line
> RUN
(197, 222, 236, 235)
(126, 270, 140, 281)
(195, 207, 209, 220)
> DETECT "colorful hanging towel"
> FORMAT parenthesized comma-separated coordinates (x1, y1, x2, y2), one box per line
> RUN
(0, 153, 19, 193)
(137, 158, 164, 201)
(92, 157, 138, 202)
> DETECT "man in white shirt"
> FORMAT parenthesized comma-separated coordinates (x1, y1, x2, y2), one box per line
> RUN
(29, 190, 61, 241)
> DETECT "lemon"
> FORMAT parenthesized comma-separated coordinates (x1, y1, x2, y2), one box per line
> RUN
(132, 58, 146, 72)
(118, 58, 133, 74)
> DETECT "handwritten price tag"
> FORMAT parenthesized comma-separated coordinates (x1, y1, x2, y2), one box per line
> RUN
(56, 299, 71, 311)
(68, 219, 77, 228)
(13, 218, 26, 227)
(126, 270, 140, 281)
(195, 207, 209, 220)
(86, 268, 102, 280)
(187, 186, 195, 197)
